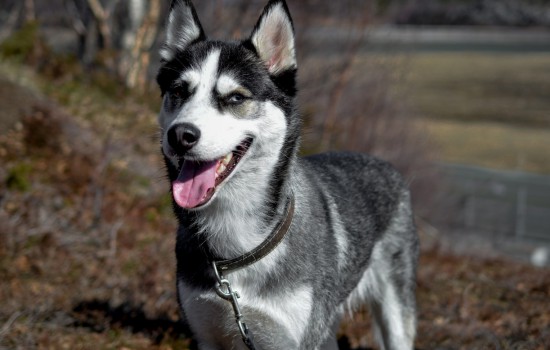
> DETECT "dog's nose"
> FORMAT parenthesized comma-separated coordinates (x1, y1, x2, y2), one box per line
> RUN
(167, 123, 201, 154)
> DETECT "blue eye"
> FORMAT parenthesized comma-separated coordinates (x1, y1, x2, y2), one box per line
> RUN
(227, 93, 246, 104)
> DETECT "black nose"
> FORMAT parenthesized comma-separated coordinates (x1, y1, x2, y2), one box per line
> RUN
(167, 123, 201, 155)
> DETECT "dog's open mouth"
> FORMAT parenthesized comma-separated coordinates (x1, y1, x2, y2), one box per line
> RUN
(172, 138, 253, 209)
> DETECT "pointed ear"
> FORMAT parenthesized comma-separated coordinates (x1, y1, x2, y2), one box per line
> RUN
(160, 0, 206, 61)
(249, 0, 296, 75)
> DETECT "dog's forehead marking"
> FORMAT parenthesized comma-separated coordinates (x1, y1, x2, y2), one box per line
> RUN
(180, 48, 221, 93)
(181, 69, 200, 90)
(216, 74, 242, 96)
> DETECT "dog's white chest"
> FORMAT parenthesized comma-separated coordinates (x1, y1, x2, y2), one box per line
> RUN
(179, 279, 313, 349)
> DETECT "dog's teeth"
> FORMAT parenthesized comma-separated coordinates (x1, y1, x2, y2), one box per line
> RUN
(222, 153, 233, 165)
(218, 163, 226, 174)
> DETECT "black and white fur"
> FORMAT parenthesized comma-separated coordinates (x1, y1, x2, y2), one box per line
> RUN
(156, 1, 419, 349)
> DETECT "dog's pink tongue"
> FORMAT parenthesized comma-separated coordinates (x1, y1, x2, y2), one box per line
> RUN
(172, 160, 218, 209)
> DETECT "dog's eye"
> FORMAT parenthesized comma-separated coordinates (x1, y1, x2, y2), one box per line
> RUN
(172, 89, 187, 99)
(170, 84, 190, 101)
(226, 93, 246, 105)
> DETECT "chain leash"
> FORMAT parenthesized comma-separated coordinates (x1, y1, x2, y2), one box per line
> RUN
(212, 262, 257, 350)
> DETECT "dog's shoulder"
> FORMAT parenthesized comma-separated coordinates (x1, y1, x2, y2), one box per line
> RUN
(299, 151, 408, 232)
(301, 151, 405, 189)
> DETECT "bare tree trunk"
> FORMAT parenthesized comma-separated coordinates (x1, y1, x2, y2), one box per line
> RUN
(64, 0, 86, 36)
(124, 0, 161, 90)
(83, 19, 98, 66)
(121, 0, 146, 52)
(119, 0, 145, 82)
(83, 0, 122, 71)
(63, 0, 91, 63)
(24, 0, 35, 23)
(86, 0, 112, 49)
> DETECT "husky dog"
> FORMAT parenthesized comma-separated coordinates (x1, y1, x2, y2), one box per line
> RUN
(156, 1, 418, 349)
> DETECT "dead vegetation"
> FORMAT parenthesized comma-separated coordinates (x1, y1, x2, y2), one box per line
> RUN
(0, 53, 180, 347)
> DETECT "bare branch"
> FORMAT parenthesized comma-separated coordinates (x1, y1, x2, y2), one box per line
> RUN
(86, 0, 107, 22)
(319, 3, 371, 150)
(0, 311, 22, 337)
(86, 0, 112, 48)
(105, 0, 122, 17)
(64, 0, 86, 35)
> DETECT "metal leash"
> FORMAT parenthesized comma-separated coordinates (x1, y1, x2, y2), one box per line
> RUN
(212, 262, 258, 350)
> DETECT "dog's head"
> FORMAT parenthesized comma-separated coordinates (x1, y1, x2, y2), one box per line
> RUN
(157, 0, 299, 210)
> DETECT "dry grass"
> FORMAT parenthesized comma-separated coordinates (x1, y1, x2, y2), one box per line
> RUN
(401, 52, 550, 174)
(421, 119, 550, 174)
(404, 52, 550, 126)
(0, 63, 186, 349)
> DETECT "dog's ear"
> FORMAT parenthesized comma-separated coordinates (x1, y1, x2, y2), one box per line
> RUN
(248, 0, 296, 76)
(160, 0, 206, 61)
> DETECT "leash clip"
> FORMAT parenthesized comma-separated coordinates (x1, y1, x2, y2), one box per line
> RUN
(212, 262, 256, 349)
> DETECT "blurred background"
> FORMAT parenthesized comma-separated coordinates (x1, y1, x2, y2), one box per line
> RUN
(0, 0, 549, 349)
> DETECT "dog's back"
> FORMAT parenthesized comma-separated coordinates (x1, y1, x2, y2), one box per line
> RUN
(302, 152, 405, 239)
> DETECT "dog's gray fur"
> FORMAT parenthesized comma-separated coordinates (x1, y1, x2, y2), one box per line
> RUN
(156, 1, 419, 349)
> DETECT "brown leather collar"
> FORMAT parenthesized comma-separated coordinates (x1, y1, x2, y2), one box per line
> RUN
(214, 195, 295, 274)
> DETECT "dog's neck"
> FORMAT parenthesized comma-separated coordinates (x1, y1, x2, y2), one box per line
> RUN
(190, 155, 295, 260)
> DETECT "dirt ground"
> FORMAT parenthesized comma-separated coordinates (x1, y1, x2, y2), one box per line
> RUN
(342, 248, 550, 350)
